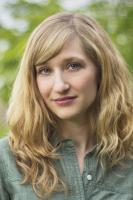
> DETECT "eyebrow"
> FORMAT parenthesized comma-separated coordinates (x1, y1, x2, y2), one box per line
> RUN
(35, 56, 86, 68)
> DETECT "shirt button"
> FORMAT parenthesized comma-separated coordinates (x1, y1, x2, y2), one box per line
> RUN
(87, 174, 92, 181)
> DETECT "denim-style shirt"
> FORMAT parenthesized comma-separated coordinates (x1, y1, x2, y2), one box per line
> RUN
(0, 136, 133, 200)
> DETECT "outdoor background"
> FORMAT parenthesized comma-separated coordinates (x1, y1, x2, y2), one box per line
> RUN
(0, 0, 133, 137)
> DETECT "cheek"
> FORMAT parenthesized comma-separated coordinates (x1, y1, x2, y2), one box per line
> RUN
(36, 78, 50, 100)
(73, 73, 97, 92)
(81, 74, 98, 106)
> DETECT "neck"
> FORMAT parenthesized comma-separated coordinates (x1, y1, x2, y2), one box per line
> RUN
(57, 118, 94, 154)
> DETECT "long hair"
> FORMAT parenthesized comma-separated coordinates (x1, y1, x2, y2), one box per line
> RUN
(7, 12, 133, 198)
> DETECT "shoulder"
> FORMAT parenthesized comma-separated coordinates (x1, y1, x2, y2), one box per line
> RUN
(0, 136, 22, 180)
(0, 136, 9, 148)
(0, 136, 14, 170)
(0, 136, 11, 159)
(0, 136, 14, 162)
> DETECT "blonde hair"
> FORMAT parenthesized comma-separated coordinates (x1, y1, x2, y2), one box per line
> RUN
(7, 12, 133, 198)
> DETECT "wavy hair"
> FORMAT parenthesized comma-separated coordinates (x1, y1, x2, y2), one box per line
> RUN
(7, 12, 133, 198)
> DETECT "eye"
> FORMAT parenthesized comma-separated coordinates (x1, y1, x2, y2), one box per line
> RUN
(37, 66, 51, 75)
(66, 63, 82, 71)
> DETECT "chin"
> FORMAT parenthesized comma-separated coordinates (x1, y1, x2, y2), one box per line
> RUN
(57, 114, 75, 120)
(54, 111, 82, 121)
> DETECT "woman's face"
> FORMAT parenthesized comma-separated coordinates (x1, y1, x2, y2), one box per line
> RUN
(36, 38, 98, 121)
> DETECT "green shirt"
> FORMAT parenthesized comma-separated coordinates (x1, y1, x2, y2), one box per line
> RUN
(0, 136, 133, 200)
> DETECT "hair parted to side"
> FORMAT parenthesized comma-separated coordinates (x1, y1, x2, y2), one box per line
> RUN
(7, 12, 133, 198)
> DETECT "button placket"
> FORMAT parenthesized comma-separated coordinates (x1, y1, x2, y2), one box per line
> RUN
(61, 140, 86, 200)
(82, 152, 96, 191)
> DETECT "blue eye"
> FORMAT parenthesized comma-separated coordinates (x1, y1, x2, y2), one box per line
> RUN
(66, 63, 81, 71)
(38, 67, 51, 75)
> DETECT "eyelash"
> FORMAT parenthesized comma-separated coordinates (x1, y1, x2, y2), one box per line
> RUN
(66, 63, 82, 71)
(37, 63, 82, 75)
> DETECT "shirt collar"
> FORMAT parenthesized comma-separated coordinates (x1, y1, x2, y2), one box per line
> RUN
(50, 131, 98, 154)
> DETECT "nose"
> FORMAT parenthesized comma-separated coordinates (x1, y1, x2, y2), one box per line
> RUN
(53, 72, 70, 93)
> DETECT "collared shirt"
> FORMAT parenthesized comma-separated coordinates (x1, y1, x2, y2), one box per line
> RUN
(0, 136, 133, 200)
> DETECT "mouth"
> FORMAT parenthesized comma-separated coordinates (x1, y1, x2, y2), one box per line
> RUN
(54, 96, 77, 101)
(53, 96, 77, 106)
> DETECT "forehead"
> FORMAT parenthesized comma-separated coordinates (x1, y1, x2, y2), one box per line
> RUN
(59, 37, 84, 55)
(45, 37, 89, 65)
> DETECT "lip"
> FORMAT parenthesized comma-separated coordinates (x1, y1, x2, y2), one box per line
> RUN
(53, 96, 77, 106)
(54, 96, 77, 101)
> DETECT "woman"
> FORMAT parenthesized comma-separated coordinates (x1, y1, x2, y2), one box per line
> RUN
(0, 12, 133, 200)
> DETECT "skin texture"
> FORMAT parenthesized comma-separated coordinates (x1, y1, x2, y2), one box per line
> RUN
(36, 38, 98, 123)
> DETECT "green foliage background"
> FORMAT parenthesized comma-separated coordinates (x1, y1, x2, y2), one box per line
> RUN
(0, 0, 133, 137)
